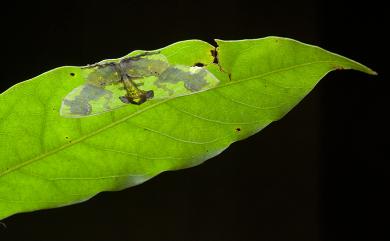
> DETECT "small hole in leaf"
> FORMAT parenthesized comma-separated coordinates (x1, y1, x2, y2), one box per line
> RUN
(70, 73, 75, 76)
(236, 128, 241, 132)
(194, 63, 205, 67)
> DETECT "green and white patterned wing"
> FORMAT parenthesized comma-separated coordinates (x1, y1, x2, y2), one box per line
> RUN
(60, 64, 126, 118)
(119, 53, 220, 101)
(137, 65, 220, 99)
(120, 53, 170, 78)
(60, 84, 128, 118)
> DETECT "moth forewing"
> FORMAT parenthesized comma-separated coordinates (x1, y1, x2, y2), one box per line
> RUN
(144, 65, 220, 99)
(60, 84, 127, 118)
(83, 64, 121, 87)
(120, 53, 170, 78)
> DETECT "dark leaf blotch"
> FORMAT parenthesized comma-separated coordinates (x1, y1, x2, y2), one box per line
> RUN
(194, 63, 205, 67)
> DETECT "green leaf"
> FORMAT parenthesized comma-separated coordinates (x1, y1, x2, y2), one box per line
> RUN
(0, 37, 375, 220)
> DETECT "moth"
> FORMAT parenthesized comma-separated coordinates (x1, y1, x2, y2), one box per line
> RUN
(60, 52, 220, 118)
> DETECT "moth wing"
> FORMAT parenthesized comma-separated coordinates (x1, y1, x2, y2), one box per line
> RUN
(83, 64, 121, 86)
(138, 65, 220, 100)
(121, 53, 170, 78)
(60, 84, 126, 118)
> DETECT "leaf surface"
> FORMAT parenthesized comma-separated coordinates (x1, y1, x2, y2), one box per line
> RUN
(0, 37, 375, 219)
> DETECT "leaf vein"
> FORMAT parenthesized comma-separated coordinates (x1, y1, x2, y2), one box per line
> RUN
(166, 103, 260, 125)
(0, 60, 344, 178)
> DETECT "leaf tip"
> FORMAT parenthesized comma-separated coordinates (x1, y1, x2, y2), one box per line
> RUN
(351, 62, 378, 75)
(369, 69, 378, 76)
(336, 64, 377, 76)
(357, 65, 378, 76)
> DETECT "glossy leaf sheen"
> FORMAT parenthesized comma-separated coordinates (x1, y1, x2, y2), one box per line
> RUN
(0, 37, 375, 219)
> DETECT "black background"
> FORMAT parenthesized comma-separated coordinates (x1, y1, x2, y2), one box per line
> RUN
(0, 0, 386, 240)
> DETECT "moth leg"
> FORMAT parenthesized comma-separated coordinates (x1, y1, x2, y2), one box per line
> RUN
(82, 61, 117, 69)
(126, 51, 161, 61)
(135, 51, 161, 57)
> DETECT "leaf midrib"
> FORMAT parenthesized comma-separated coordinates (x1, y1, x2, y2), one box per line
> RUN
(0, 60, 350, 178)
